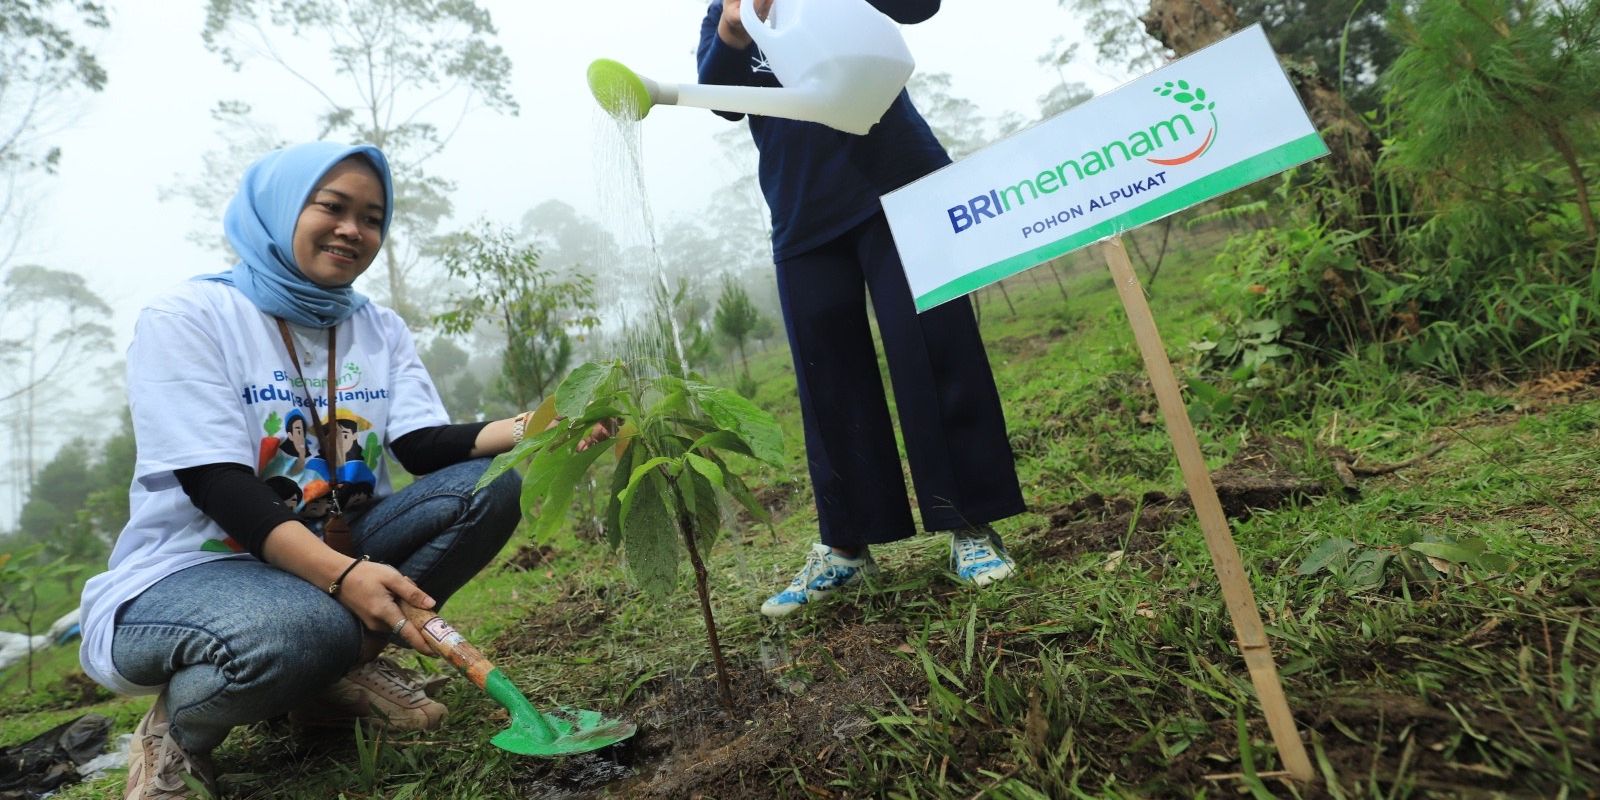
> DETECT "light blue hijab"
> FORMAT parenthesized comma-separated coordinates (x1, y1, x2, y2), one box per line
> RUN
(203, 142, 395, 328)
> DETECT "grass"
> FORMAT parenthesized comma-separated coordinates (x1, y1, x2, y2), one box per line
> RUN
(3, 227, 1597, 798)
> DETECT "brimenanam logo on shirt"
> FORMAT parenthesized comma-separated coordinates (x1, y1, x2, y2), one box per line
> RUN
(240, 362, 391, 407)
(944, 79, 1219, 236)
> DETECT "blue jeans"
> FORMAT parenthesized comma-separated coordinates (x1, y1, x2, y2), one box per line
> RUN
(110, 459, 521, 754)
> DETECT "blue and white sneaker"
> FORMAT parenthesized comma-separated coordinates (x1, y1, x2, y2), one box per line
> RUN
(761, 543, 878, 618)
(950, 526, 1016, 587)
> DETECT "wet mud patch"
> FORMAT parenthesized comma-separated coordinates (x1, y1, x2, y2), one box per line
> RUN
(1028, 437, 1333, 563)
(507, 622, 926, 799)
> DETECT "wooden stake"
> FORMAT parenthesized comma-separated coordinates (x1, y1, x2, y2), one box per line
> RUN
(1099, 236, 1315, 783)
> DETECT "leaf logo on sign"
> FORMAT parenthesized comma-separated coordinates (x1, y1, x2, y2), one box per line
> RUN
(1150, 80, 1217, 166)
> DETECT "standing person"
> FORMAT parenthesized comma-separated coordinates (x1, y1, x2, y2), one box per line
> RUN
(697, 0, 1027, 618)
(78, 142, 609, 799)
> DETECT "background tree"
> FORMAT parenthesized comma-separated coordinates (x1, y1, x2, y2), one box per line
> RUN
(0, 266, 113, 516)
(1063, 0, 1171, 77)
(419, 335, 488, 421)
(906, 72, 991, 159)
(1062, 0, 1398, 112)
(77, 412, 134, 548)
(1383, 0, 1600, 240)
(16, 439, 92, 543)
(1139, 0, 1392, 264)
(520, 199, 622, 284)
(161, 101, 288, 261)
(434, 224, 599, 410)
(1239, 0, 1398, 112)
(0, 0, 109, 269)
(202, 0, 519, 323)
(714, 275, 763, 373)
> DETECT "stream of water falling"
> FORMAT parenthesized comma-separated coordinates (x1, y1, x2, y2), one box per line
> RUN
(588, 108, 763, 592)
(591, 109, 690, 378)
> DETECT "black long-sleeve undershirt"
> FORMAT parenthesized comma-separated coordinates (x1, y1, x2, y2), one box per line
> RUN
(174, 421, 489, 559)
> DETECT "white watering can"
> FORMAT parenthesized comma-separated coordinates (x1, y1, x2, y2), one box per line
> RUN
(588, 0, 915, 136)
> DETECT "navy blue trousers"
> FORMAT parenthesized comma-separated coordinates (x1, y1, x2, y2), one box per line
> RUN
(774, 212, 1025, 549)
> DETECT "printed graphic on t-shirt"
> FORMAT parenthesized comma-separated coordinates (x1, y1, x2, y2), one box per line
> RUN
(200, 358, 387, 553)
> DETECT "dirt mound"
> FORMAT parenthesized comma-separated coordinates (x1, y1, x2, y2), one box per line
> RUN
(1030, 438, 1331, 563)
(507, 622, 926, 799)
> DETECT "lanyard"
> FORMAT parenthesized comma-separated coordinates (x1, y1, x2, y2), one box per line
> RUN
(275, 319, 345, 518)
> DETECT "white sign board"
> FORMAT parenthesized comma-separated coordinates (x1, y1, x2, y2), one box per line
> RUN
(882, 25, 1328, 312)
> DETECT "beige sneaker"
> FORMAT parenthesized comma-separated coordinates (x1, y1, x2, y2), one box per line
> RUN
(291, 656, 448, 732)
(125, 693, 216, 800)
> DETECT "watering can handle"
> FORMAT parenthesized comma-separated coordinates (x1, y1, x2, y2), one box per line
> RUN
(743, 0, 784, 50)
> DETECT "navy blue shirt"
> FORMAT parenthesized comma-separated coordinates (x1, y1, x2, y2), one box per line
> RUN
(697, 1, 951, 261)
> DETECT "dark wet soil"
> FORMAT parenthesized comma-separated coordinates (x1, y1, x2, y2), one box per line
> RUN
(489, 433, 1590, 798)
(506, 622, 929, 799)
(1028, 436, 1332, 565)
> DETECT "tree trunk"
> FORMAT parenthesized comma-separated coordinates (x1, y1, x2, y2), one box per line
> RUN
(996, 280, 1017, 316)
(1543, 121, 1598, 240)
(1127, 218, 1176, 288)
(679, 507, 735, 713)
(1141, 0, 1393, 266)
(1049, 262, 1071, 304)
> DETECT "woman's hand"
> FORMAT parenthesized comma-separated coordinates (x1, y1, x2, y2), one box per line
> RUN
(333, 560, 438, 656)
(576, 418, 619, 452)
(541, 416, 619, 452)
(718, 0, 774, 49)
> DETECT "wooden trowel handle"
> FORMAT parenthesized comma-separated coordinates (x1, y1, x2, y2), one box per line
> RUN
(401, 602, 496, 690)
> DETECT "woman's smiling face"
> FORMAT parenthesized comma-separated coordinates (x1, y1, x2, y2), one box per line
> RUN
(291, 157, 385, 288)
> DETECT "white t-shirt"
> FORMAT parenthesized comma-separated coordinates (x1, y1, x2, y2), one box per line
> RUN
(79, 281, 450, 694)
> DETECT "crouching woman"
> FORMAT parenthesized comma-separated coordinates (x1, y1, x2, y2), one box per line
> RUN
(78, 141, 605, 799)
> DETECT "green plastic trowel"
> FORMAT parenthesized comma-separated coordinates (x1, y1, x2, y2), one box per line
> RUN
(401, 602, 635, 756)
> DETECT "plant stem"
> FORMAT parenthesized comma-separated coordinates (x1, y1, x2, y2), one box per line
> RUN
(679, 506, 735, 713)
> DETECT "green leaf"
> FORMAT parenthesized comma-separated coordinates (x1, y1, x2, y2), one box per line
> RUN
(519, 445, 575, 517)
(1341, 550, 1391, 590)
(687, 470, 721, 548)
(650, 390, 691, 419)
(604, 442, 639, 550)
(620, 457, 679, 520)
(263, 411, 282, 437)
(1174, 92, 1195, 103)
(622, 468, 679, 597)
(555, 361, 619, 420)
(1476, 553, 1511, 571)
(1407, 539, 1486, 565)
(684, 454, 724, 489)
(706, 452, 770, 526)
(1244, 318, 1282, 337)
(686, 382, 784, 464)
(476, 426, 561, 492)
(1187, 378, 1223, 405)
(688, 429, 756, 458)
(1297, 537, 1358, 575)
(527, 439, 615, 542)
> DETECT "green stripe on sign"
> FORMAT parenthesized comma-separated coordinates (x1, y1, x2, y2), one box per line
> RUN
(913, 132, 1330, 312)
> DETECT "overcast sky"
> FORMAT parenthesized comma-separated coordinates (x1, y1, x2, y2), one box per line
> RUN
(7, 0, 1126, 523)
